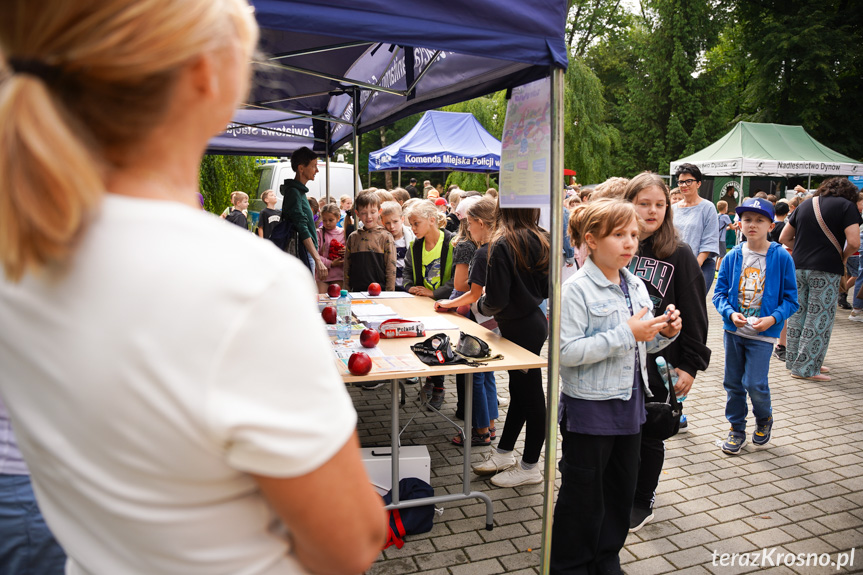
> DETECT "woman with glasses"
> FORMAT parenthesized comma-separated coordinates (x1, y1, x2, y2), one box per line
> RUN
(671, 164, 721, 292)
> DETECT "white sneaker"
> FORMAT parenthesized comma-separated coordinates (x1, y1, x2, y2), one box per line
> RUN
(490, 462, 543, 487)
(472, 450, 516, 475)
(849, 310, 863, 323)
(497, 394, 510, 407)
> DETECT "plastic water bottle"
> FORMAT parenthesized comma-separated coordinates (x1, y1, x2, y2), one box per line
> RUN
(657, 356, 687, 428)
(336, 290, 352, 341)
(655, 356, 678, 394)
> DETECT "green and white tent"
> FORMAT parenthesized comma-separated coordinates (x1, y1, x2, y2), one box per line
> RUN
(670, 122, 863, 177)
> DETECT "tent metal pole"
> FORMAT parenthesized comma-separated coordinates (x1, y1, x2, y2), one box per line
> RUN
(486, 173, 489, 189)
(540, 66, 565, 575)
(325, 152, 331, 205)
(353, 89, 361, 199)
(807, 175, 811, 191)
(398, 167, 401, 188)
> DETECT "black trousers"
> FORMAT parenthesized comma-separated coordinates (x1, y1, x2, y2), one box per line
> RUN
(634, 378, 668, 509)
(496, 308, 547, 464)
(550, 429, 641, 575)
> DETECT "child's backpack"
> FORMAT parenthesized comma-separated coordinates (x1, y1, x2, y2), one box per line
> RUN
(381, 478, 435, 549)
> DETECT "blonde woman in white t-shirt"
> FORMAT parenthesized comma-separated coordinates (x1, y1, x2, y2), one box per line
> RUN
(0, 2, 386, 574)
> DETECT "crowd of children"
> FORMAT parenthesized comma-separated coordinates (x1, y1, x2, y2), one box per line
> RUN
(211, 164, 861, 575)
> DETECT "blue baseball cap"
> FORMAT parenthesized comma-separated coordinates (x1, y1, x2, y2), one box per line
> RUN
(735, 197, 774, 221)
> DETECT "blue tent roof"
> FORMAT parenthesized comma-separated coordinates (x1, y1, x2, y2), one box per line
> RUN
(369, 111, 500, 172)
(243, 0, 568, 153)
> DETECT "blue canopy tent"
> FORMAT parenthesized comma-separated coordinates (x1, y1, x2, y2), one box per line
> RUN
(243, 3, 568, 570)
(368, 111, 501, 179)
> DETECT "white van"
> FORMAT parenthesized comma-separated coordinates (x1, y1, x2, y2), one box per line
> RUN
(255, 159, 361, 209)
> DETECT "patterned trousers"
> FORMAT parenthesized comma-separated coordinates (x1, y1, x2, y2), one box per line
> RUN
(786, 269, 840, 377)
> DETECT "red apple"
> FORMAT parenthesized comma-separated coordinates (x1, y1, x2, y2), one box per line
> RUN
(368, 282, 382, 296)
(327, 283, 341, 298)
(348, 351, 372, 376)
(321, 305, 338, 324)
(359, 328, 380, 348)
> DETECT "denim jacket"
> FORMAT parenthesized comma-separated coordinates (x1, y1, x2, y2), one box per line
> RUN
(560, 257, 676, 401)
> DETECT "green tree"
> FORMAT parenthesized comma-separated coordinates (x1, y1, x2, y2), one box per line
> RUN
(563, 58, 620, 184)
(616, 0, 722, 174)
(199, 155, 261, 214)
(732, 0, 863, 159)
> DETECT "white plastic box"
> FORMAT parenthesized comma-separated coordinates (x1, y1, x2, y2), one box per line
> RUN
(360, 445, 431, 494)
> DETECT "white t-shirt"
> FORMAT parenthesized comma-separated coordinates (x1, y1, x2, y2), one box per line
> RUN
(0, 195, 357, 575)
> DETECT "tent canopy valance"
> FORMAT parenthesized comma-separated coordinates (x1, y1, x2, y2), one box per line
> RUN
(207, 109, 318, 156)
(369, 111, 501, 173)
(670, 122, 863, 177)
(244, 0, 567, 153)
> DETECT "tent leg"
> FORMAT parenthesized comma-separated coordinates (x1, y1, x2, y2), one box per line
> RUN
(807, 175, 811, 191)
(325, 155, 331, 204)
(486, 173, 489, 189)
(398, 167, 401, 188)
(540, 67, 565, 575)
(353, 89, 361, 199)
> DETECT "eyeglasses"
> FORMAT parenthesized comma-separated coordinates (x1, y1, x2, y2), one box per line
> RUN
(677, 178, 698, 187)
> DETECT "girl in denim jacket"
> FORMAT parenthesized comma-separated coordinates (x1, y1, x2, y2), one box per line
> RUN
(551, 199, 681, 575)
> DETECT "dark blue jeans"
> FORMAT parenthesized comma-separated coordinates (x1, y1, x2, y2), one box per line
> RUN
(0, 474, 66, 575)
(723, 332, 773, 432)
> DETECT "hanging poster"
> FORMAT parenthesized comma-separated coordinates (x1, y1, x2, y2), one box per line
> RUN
(499, 78, 551, 208)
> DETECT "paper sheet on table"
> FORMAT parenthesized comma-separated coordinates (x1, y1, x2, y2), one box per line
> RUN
(352, 303, 396, 317)
(359, 291, 414, 299)
(408, 316, 460, 331)
(332, 341, 428, 374)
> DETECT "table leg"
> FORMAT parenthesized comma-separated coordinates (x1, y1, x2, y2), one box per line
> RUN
(391, 377, 400, 505)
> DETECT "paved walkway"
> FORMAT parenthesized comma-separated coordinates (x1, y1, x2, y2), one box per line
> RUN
(351, 300, 863, 575)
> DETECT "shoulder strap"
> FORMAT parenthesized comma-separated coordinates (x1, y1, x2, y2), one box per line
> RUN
(440, 232, 453, 282)
(812, 197, 844, 260)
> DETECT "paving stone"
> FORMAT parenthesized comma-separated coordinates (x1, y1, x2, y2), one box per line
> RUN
(666, 545, 715, 569)
(623, 555, 678, 575)
(706, 520, 757, 539)
(448, 558, 505, 575)
(498, 549, 541, 571)
(744, 527, 797, 548)
(413, 547, 470, 571)
(669, 527, 720, 550)
(479, 523, 529, 543)
(626, 537, 679, 560)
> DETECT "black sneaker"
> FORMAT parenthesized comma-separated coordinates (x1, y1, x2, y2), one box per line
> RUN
(629, 506, 654, 532)
(772, 345, 786, 361)
(838, 294, 852, 310)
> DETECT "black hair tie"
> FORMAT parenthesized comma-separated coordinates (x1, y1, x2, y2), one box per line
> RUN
(7, 58, 63, 83)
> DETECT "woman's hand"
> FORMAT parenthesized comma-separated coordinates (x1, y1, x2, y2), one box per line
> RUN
(627, 307, 672, 342)
(673, 368, 694, 398)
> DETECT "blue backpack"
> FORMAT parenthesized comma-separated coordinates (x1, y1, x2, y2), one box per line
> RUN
(381, 478, 435, 549)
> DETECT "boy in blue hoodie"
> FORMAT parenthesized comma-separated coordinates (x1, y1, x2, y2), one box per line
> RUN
(713, 198, 799, 455)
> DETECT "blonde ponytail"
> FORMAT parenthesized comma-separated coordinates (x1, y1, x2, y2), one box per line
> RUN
(0, 0, 258, 281)
(0, 73, 103, 281)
